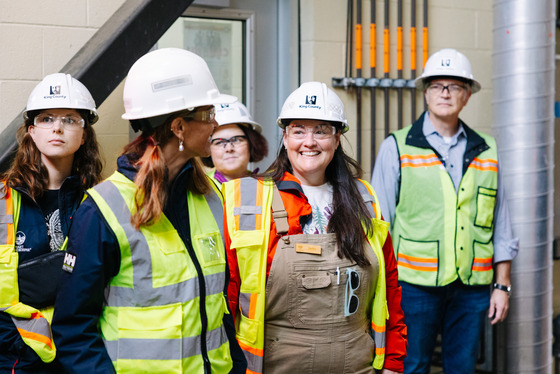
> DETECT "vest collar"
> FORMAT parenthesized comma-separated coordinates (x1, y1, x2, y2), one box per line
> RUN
(404, 112, 491, 173)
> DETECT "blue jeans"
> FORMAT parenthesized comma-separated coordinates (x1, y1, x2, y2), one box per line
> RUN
(400, 280, 490, 374)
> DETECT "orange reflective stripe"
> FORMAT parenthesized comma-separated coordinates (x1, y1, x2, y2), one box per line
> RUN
(237, 339, 263, 357)
(255, 182, 263, 231)
(398, 253, 438, 271)
(400, 153, 441, 168)
(472, 257, 493, 271)
(248, 293, 258, 319)
(0, 184, 14, 245)
(233, 179, 241, 230)
(468, 158, 498, 172)
(375, 347, 386, 355)
(17, 328, 54, 349)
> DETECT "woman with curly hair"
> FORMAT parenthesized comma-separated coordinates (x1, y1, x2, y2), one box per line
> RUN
(0, 73, 102, 373)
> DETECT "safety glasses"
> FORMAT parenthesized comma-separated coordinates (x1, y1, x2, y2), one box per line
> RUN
(183, 107, 216, 123)
(210, 135, 248, 148)
(33, 114, 85, 131)
(344, 267, 360, 317)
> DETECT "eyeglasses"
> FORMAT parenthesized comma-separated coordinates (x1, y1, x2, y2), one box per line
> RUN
(344, 267, 360, 316)
(183, 107, 216, 123)
(427, 83, 466, 95)
(210, 135, 248, 148)
(33, 114, 85, 131)
(286, 124, 337, 140)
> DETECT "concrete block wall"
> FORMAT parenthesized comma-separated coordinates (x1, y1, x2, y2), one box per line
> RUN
(300, 0, 494, 180)
(0, 0, 127, 176)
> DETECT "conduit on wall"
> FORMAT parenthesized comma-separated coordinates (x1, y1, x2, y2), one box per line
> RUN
(493, 0, 555, 372)
(332, 0, 427, 171)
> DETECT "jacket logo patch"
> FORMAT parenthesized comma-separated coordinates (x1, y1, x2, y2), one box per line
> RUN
(62, 252, 77, 273)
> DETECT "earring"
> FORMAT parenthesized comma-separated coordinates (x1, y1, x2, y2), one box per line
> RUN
(178, 140, 184, 152)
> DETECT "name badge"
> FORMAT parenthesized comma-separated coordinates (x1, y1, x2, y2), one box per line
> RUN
(295, 243, 322, 255)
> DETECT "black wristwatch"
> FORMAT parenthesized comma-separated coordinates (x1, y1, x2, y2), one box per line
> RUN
(493, 283, 512, 296)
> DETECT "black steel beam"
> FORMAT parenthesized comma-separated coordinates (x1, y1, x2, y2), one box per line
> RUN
(0, 0, 195, 172)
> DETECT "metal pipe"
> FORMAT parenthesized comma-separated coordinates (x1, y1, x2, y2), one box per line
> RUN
(410, 0, 417, 123)
(397, 0, 403, 129)
(346, 0, 353, 78)
(356, 0, 363, 164)
(492, 0, 555, 372)
(370, 0, 377, 166)
(383, 0, 390, 138)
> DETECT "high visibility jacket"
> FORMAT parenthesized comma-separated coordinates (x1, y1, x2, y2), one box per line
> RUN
(392, 123, 498, 287)
(0, 182, 56, 363)
(87, 171, 232, 373)
(223, 176, 391, 373)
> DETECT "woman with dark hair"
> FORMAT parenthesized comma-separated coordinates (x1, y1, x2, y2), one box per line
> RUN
(52, 48, 245, 374)
(0, 73, 103, 373)
(223, 82, 407, 374)
(202, 100, 268, 185)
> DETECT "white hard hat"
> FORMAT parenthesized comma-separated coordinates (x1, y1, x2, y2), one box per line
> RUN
(415, 48, 481, 93)
(277, 82, 348, 133)
(215, 100, 262, 133)
(122, 48, 235, 123)
(24, 73, 98, 124)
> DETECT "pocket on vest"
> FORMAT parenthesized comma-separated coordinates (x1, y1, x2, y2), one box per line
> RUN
(474, 187, 496, 229)
(396, 237, 439, 285)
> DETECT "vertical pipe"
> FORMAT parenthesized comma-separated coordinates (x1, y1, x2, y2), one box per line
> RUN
(356, 0, 363, 164)
(493, 1, 555, 372)
(397, 0, 403, 129)
(346, 0, 353, 78)
(370, 0, 377, 166)
(422, 0, 428, 111)
(410, 0, 417, 123)
(383, 0, 390, 138)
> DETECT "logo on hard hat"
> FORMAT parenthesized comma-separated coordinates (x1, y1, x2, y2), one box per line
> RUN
(305, 95, 317, 105)
(50, 85, 61, 95)
(441, 59, 451, 67)
(219, 104, 230, 109)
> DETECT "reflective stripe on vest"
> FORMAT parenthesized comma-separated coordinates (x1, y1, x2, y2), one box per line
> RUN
(224, 177, 389, 372)
(89, 172, 231, 373)
(0, 183, 56, 363)
(392, 126, 498, 286)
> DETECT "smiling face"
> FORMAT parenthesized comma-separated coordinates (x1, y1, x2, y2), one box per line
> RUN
(210, 124, 250, 181)
(283, 119, 340, 186)
(28, 108, 85, 166)
(425, 78, 471, 123)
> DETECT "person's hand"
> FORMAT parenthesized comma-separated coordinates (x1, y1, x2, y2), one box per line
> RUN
(381, 369, 401, 374)
(488, 288, 509, 324)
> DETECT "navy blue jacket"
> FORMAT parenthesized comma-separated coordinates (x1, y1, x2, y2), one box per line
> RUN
(52, 155, 246, 374)
(0, 176, 82, 374)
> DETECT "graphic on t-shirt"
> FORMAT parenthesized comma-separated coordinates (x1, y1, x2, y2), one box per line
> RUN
(46, 209, 64, 251)
(303, 204, 333, 234)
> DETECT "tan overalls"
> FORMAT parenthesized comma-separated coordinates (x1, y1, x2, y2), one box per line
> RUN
(263, 189, 380, 373)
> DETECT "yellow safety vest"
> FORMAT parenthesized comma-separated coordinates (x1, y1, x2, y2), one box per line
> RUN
(392, 126, 499, 287)
(0, 182, 57, 363)
(223, 177, 390, 373)
(87, 171, 232, 374)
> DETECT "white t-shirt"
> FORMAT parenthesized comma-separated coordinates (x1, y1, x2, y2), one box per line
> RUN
(301, 183, 334, 234)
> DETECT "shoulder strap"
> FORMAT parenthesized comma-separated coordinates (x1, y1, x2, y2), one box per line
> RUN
(271, 183, 289, 236)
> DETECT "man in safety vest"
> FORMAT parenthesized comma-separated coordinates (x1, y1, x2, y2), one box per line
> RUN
(372, 48, 519, 374)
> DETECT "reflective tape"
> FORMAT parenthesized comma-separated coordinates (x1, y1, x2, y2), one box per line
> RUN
(235, 178, 260, 230)
(398, 253, 438, 271)
(105, 325, 228, 361)
(400, 153, 441, 168)
(472, 257, 493, 271)
(469, 157, 498, 172)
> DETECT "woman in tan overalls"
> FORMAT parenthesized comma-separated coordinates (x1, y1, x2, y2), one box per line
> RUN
(223, 82, 407, 374)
